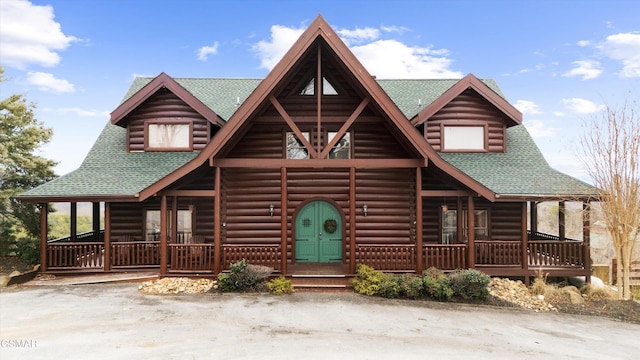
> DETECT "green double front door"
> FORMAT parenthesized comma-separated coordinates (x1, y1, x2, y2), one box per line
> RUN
(295, 200, 343, 263)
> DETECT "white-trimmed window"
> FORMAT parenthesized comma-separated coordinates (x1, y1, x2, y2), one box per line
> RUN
(328, 132, 351, 159)
(147, 123, 191, 150)
(145, 210, 193, 242)
(443, 126, 484, 151)
(286, 132, 310, 159)
(441, 209, 489, 243)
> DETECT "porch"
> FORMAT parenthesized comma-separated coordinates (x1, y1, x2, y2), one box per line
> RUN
(43, 230, 588, 279)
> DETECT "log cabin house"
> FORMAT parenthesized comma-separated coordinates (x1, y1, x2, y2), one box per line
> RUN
(18, 15, 597, 284)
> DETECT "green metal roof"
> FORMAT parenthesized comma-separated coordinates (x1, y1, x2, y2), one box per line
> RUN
(19, 77, 595, 201)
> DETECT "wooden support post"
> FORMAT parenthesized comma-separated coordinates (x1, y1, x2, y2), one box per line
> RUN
(171, 196, 178, 243)
(70, 202, 77, 241)
(583, 201, 591, 284)
(456, 197, 463, 243)
(104, 203, 111, 272)
(39, 203, 47, 272)
(530, 201, 538, 234)
(522, 202, 529, 280)
(280, 167, 288, 275)
(467, 196, 475, 268)
(349, 167, 356, 274)
(92, 202, 100, 241)
(415, 167, 423, 274)
(160, 195, 168, 276)
(559, 201, 566, 241)
(214, 167, 221, 274)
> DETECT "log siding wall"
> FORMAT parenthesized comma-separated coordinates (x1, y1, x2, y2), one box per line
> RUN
(125, 88, 211, 152)
(425, 89, 508, 152)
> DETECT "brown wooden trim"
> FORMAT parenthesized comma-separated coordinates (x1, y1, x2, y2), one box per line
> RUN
(104, 202, 111, 272)
(467, 196, 475, 268)
(171, 196, 178, 246)
(415, 168, 423, 274)
(530, 201, 538, 233)
(160, 195, 168, 276)
(316, 45, 322, 156)
(213, 167, 221, 274)
(559, 201, 565, 241)
(521, 202, 528, 273)
(280, 167, 287, 274)
(162, 190, 216, 197)
(39, 203, 47, 272)
(319, 97, 370, 159)
(349, 167, 356, 274)
(92, 202, 100, 234)
(421, 190, 473, 197)
(270, 95, 318, 158)
(456, 197, 463, 243)
(70, 202, 77, 242)
(413, 73, 522, 126)
(111, 72, 224, 127)
(213, 158, 422, 168)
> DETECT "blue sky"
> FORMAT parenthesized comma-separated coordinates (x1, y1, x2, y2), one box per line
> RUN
(1, 0, 639, 182)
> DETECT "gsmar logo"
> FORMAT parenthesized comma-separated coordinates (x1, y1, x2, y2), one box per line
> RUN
(0, 339, 37, 348)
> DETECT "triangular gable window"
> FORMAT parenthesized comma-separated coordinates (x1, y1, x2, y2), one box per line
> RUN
(299, 77, 338, 96)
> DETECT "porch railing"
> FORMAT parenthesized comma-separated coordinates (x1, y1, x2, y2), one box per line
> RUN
(48, 230, 104, 243)
(169, 244, 215, 272)
(355, 244, 415, 271)
(528, 241, 584, 267)
(111, 241, 160, 268)
(47, 242, 104, 269)
(222, 244, 280, 271)
(475, 241, 522, 266)
(423, 244, 467, 270)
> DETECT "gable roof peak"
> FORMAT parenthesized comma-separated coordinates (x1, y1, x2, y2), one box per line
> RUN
(413, 73, 522, 126)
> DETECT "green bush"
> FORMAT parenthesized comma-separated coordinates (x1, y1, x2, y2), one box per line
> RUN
(267, 276, 294, 295)
(448, 268, 491, 300)
(351, 264, 384, 296)
(422, 267, 453, 301)
(15, 237, 40, 266)
(396, 274, 424, 299)
(216, 259, 273, 292)
(377, 273, 401, 298)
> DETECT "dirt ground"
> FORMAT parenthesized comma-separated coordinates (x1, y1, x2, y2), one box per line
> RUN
(0, 283, 638, 360)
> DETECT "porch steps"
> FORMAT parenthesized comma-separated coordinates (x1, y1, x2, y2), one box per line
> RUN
(290, 274, 353, 293)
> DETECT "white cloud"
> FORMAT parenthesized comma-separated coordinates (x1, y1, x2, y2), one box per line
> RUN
(26, 71, 75, 93)
(562, 98, 605, 114)
(0, 0, 78, 68)
(42, 107, 109, 117)
(553, 111, 565, 117)
(251, 25, 305, 70)
(513, 100, 541, 115)
(519, 64, 544, 74)
(251, 24, 462, 79)
(197, 42, 219, 61)
(562, 60, 602, 80)
(524, 119, 557, 138)
(598, 32, 640, 78)
(577, 40, 591, 47)
(336, 27, 380, 45)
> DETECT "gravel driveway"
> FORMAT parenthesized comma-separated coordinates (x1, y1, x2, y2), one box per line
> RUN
(1, 284, 638, 359)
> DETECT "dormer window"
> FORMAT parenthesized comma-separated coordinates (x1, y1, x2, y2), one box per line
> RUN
(443, 126, 485, 151)
(146, 121, 192, 151)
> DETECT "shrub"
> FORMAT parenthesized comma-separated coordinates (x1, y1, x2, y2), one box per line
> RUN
(448, 268, 491, 300)
(377, 273, 401, 298)
(352, 264, 384, 296)
(15, 237, 40, 266)
(216, 259, 273, 292)
(267, 276, 294, 295)
(422, 267, 453, 301)
(396, 274, 424, 299)
(580, 284, 615, 301)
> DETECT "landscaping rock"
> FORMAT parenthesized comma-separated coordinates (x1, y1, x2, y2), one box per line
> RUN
(488, 278, 555, 312)
(138, 277, 216, 294)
